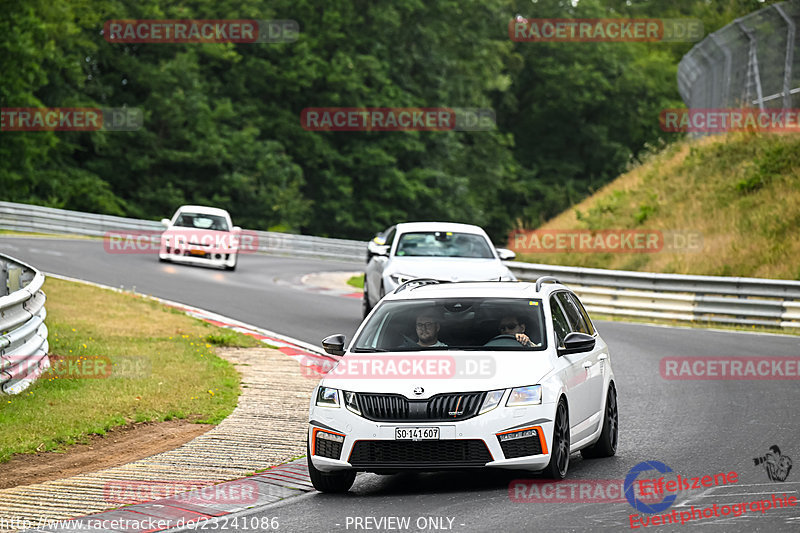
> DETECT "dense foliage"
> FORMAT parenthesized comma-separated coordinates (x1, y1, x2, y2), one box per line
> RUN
(0, 0, 779, 240)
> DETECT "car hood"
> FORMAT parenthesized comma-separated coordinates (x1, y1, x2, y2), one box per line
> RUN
(319, 351, 554, 397)
(385, 257, 511, 281)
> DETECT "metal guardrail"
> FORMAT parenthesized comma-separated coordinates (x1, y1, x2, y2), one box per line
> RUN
(0, 201, 363, 261)
(508, 262, 800, 329)
(2, 201, 800, 330)
(0, 253, 49, 395)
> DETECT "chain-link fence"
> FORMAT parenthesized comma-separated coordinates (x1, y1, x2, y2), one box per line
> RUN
(678, 1, 800, 111)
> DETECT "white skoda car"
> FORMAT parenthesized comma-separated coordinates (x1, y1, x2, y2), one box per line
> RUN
(307, 277, 618, 492)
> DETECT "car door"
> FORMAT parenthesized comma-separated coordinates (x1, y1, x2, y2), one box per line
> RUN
(550, 296, 592, 436)
(556, 291, 606, 440)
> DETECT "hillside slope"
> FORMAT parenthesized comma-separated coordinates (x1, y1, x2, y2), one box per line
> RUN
(511, 133, 800, 280)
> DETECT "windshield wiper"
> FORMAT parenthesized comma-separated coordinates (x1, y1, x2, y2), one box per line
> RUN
(351, 348, 388, 353)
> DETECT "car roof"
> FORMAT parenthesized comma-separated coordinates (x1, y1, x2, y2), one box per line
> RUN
(384, 280, 568, 301)
(175, 205, 232, 218)
(394, 222, 489, 235)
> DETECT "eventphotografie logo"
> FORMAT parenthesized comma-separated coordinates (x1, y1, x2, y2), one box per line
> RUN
(300, 108, 496, 132)
(103, 19, 298, 43)
(510, 18, 703, 42)
(1, 108, 142, 132)
(753, 445, 793, 482)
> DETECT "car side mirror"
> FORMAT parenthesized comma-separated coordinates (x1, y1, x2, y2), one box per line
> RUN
(367, 241, 390, 257)
(160, 218, 171, 227)
(322, 334, 346, 356)
(496, 248, 516, 261)
(232, 226, 242, 233)
(558, 332, 595, 356)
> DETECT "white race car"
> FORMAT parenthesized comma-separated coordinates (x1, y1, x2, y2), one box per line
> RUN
(159, 205, 241, 271)
(363, 222, 517, 317)
(307, 277, 618, 492)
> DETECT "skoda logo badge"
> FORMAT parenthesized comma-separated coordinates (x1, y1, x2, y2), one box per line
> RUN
(413, 386, 424, 396)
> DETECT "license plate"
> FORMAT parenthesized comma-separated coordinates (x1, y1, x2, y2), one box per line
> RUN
(189, 249, 206, 256)
(394, 427, 440, 440)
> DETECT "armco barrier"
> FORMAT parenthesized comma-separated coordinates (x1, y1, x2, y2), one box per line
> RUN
(2, 201, 800, 330)
(507, 262, 800, 329)
(0, 253, 49, 395)
(0, 201, 363, 261)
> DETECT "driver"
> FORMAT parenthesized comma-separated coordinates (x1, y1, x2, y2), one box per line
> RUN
(498, 315, 537, 347)
(415, 311, 447, 347)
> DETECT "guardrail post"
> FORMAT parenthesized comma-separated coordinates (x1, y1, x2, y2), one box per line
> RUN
(7, 266, 22, 293)
(0, 260, 7, 297)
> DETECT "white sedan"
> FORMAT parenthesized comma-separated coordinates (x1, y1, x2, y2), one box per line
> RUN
(307, 277, 618, 492)
(159, 205, 241, 271)
(363, 222, 517, 317)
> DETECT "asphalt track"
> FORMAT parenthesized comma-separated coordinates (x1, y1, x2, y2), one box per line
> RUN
(2, 236, 799, 532)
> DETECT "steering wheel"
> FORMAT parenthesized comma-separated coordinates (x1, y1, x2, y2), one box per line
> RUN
(484, 334, 522, 347)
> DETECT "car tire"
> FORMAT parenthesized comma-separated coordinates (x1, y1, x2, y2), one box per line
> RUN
(580, 383, 618, 459)
(362, 276, 372, 318)
(307, 439, 356, 493)
(543, 399, 570, 480)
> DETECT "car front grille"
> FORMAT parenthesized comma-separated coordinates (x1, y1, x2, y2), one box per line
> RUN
(498, 435, 543, 459)
(357, 392, 486, 422)
(348, 440, 492, 468)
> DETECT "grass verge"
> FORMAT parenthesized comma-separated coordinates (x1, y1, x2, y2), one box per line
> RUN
(347, 274, 365, 289)
(0, 277, 259, 463)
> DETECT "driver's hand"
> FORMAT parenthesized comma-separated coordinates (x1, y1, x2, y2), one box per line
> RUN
(516, 333, 532, 345)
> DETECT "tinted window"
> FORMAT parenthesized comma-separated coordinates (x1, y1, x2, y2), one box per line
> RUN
(568, 293, 596, 335)
(556, 292, 589, 334)
(550, 296, 570, 347)
(353, 297, 546, 351)
(384, 227, 396, 247)
(174, 213, 229, 231)
(395, 231, 494, 258)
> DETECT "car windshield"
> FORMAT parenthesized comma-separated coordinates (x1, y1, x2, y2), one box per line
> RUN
(173, 213, 229, 231)
(353, 298, 547, 352)
(394, 232, 494, 258)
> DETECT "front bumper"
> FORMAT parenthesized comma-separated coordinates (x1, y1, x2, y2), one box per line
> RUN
(159, 247, 237, 268)
(308, 400, 556, 473)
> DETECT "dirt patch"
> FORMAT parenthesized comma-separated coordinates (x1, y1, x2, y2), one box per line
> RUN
(0, 419, 213, 490)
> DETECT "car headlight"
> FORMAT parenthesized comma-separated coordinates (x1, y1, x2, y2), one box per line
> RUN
(389, 273, 415, 286)
(343, 391, 361, 415)
(507, 385, 542, 406)
(479, 389, 505, 414)
(316, 386, 340, 407)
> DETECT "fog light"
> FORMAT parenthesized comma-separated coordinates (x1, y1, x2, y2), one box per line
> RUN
(317, 431, 344, 443)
